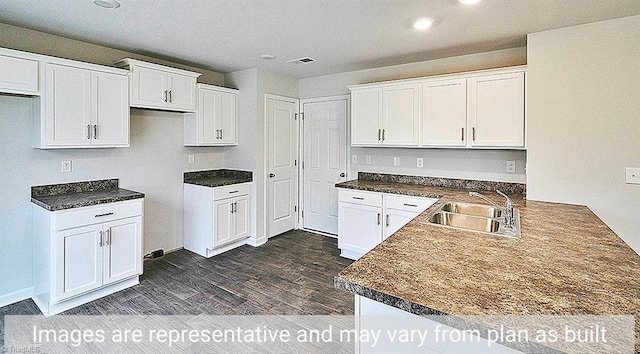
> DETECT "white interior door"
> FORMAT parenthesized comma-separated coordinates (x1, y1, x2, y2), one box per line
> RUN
(302, 98, 347, 235)
(267, 96, 298, 238)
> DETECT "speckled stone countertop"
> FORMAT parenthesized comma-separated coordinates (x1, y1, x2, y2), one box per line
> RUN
(31, 179, 144, 211)
(334, 179, 640, 350)
(184, 169, 252, 188)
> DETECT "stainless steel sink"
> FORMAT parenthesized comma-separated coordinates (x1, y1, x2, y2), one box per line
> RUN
(422, 202, 521, 239)
(440, 202, 502, 218)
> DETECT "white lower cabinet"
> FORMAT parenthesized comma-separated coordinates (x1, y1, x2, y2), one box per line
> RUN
(338, 190, 437, 260)
(184, 182, 251, 258)
(32, 199, 144, 316)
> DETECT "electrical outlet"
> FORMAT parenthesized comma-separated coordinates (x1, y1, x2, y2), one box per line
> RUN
(352, 155, 358, 164)
(61, 160, 72, 173)
(416, 158, 424, 168)
(188, 154, 195, 164)
(365, 155, 371, 164)
(626, 168, 640, 184)
(506, 160, 516, 173)
(393, 157, 400, 167)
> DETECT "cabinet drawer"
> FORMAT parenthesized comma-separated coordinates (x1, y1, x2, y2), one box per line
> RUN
(385, 194, 437, 213)
(213, 183, 250, 201)
(54, 199, 143, 231)
(339, 189, 383, 207)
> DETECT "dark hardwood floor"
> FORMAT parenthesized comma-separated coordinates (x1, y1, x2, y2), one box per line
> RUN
(0, 230, 354, 345)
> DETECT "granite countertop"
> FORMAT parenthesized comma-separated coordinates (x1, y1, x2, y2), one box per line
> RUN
(184, 169, 253, 188)
(334, 178, 640, 350)
(31, 179, 144, 211)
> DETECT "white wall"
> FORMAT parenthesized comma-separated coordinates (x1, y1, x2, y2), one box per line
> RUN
(299, 48, 528, 183)
(527, 15, 640, 253)
(0, 25, 227, 301)
(224, 69, 299, 243)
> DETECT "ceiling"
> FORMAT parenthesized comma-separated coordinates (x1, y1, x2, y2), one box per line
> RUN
(0, 0, 639, 78)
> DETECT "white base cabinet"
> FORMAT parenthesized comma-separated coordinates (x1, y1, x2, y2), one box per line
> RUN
(184, 182, 251, 258)
(338, 189, 437, 260)
(32, 199, 144, 316)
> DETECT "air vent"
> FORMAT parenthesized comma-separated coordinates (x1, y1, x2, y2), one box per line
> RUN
(286, 57, 315, 64)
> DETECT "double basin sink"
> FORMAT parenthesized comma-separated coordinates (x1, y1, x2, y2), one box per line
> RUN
(422, 201, 521, 239)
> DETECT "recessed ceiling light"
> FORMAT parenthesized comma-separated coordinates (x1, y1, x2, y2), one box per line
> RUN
(458, 0, 481, 5)
(412, 18, 434, 30)
(94, 0, 121, 9)
(260, 54, 276, 60)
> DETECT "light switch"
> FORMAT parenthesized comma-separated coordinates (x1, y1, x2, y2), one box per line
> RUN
(393, 157, 400, 167)
(626, 168, 640, 184)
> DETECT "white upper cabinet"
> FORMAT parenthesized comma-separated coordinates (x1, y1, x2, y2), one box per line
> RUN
(349, 66, 526, 149)
(467, 72, 525, 148)
(184, 84, 238, 146)
(0, 52, 39, 95)
(421, 79, 467, 147)
(382, 83, 420, 146)
(36, 63, 129, 148)
(116, 58, 200, 112)
(350, 83, 419, 147)
(351, 88, 382, 145)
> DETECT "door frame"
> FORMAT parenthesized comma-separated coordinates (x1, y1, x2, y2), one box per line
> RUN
(298, 94, 351, 237)
(264, 94, 300, 239)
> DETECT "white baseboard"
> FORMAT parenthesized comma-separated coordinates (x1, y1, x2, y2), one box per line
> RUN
(246, 237, 267, 247)
(0, 287, 33, 308)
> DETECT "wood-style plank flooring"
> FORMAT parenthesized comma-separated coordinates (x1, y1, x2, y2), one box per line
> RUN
(0, 230, 354, 346)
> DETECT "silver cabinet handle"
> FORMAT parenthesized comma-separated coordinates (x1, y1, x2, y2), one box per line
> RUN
(352, 196, 364, 200)
(228, 190, 239, 194)
(168, 90, 172, 102)
(462, 127, 465, 141)
(472, 127, 476, 141)
(93, 125, 97, 140)
(98, 230, 103, 247)
(95, 212, 114, 218)
(403, 203, 418, 207)
(164, 90, 168, 102)
(386, 214, 390, 227)
(105, 229, 110, 246)
(220, 129, 222, 140)
(378, 129, 381, 141)
(230, 202, 234, 214)
(382, 129, 385, 142)
(377, 213, 381, 225)
(87, 124, 91, 139)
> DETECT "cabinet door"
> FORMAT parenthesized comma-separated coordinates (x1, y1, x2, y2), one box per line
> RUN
(92, 71, 129, 146)
(217, 90, 237, 145)
(168, 73, 196, 111)
(0, 54, 38, 94)
(382, 83, 420, 146)
(468, 72, 525, 147)
(351, 88, 382, 145)
(44, 64, 92, 146)
(213, 199, 233, 246)
(103, 217, 142, 285)
(54, 224, 102, 301)
(197, 87, 218, 144)
(131, 66, 168, 108)
(384, 209, 418, 239)
(232, 195, 250, 240)
(422, 79, 467, 146)
(338, 202, 383, 256)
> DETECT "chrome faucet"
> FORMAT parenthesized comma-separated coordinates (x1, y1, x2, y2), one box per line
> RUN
(469, 190, 514, 229)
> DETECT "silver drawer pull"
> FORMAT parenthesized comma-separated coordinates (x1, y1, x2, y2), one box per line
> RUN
(403, 203, 418, 207)
(95, 212, 114, 218)
(228, 190, 239, 194)
(352, 197, 365, 200)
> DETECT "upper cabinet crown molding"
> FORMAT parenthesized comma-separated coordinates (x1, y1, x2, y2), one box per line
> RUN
(349, 65, 526, 150)
(115, 58, 201, 112)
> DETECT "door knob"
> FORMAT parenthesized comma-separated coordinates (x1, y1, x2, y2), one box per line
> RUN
(340, 172, 346, 177)
(269, 173, 275, 178)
